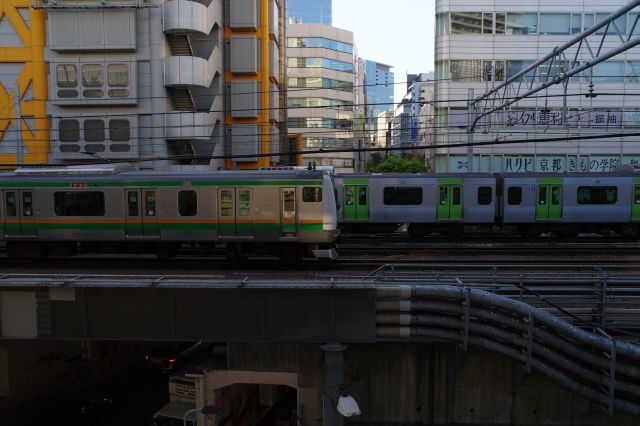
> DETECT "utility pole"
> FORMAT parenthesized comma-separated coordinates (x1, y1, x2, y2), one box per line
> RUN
(466, 88, 474, 173)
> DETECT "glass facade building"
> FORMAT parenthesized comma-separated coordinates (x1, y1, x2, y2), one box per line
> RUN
(287, 0, 332, 25)
(434, 1, 640, 174)
(364, 60, 394, 126)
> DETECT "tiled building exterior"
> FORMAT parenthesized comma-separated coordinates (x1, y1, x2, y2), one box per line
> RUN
(435, 0, 640, 173)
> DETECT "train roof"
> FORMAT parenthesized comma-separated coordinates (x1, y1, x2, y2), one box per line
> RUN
(335, 173, 496, 178)
(500, 172, 637, 178)
(0, 166, 329, 182)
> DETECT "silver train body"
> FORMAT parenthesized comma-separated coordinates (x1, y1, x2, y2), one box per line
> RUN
(335, 172, 640, 236)
(0, 167, 339, 258)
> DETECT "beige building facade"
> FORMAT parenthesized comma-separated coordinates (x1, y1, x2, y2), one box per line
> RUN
(286, 24, 356, 172)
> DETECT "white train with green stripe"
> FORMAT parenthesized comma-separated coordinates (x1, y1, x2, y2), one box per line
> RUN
(334, 172, 640, 237)
(0, 165, 339, 259)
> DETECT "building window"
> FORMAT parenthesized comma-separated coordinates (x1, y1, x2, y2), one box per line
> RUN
(84, 119, 105, 142)
(56, 64, 77, 87)
(435, 60, 449, 80)
(109, 119, 131, 142)
(108, 64, 129, 87)
(630, 13, 640, 36)
(82, 64, 103, 87)
(450, 60, 482, 82)
(107, 64, 129, 97)
(506, 13, 538, 35)
(507, 187, 522, 205)
(383, 187, 423, 205)
(595, 13, 626, 35)
(571, 13, 582, 34)
(592, 61, 624, 83)
(287, 37, 353, 54)
(436, 13, 449, 36)
(483, 61, 505, 82)
(495, 13, 506, 34)
(584, 13, 594, 31)
(626, 61, 640, 82)
(54, 192, 105, 216)
(287, 57, 353, 73)
(506, 60, 535, 81)
(577, 186, 617, 204)
(59, 119, 80, 142)
(482, 13, 493, 34)
(178, 190, 198, 216)
(302, 187, 323, 202)
(539, 13, 570, 35)
(451, 12, 482, 34)
(477, 187, 492, 205)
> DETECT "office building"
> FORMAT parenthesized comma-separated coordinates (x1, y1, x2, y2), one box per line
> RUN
(286, 0, 332, 25)
(286, 24, 356, 172)
(0, 0, 282, 170)
(434, 0, 640, 173)
(364, 60, 394, 129)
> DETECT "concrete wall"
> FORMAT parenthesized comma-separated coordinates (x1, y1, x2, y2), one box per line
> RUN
(226, 342, 639, 425)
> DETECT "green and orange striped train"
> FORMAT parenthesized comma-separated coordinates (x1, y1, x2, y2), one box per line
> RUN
(0, 165, 339, 259)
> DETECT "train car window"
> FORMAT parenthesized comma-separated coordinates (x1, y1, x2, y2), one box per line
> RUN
(128, 191, 139, 216)
(477, 187, 492, 205)
(303, 187, 323, 202)
(284, 190, 296, 212)
(452, 187, 462, 205)
(359, 187, 367, 205)
(22, 192, 33, 216)
(551, 186, 561, 205)
(538, 187, 547, 205)
(577, 186, 617, 204)
(178, 191, 197, 216)
(145, 191, 157, 216)
(5, 192, 17, 216)
(439, 187, 447, 205)
(635, 186, 640, 204)
(54, 192, 105, 216)
(345, 186, 354, 205)
(220, 190, 232, 217)
(507, 187, 522, 205)
(383, 187, 423, 205)
(238, 190, 251, 216)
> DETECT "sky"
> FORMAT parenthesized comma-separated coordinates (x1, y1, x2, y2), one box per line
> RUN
(332, 0, 435, 103)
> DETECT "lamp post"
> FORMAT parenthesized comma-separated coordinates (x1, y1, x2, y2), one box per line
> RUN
(183, 405, 219, 426)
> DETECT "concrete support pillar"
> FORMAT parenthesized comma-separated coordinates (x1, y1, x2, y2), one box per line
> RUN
(322, 343, 346, 426)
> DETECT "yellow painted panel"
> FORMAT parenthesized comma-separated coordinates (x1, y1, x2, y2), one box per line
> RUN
(0, 1, 48, 166)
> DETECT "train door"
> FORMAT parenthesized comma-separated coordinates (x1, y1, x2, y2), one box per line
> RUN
(124, 189, 160, 237)
(2, 190, 37, 237)
(536, 185, 562, 221)
(280, 188, 298, 237)
(343, 185, 369, 220)
(236, 189, 254, 238)
(437, 185, 463, 221)
(633, 185, 640, 220)
(217, 188, 254, 238)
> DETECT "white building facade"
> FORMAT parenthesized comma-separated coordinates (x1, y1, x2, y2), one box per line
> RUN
(434, 0, 640, 173)
(286, 24, 357, 172)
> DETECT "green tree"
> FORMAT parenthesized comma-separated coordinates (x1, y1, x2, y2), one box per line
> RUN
(364, 155, 428, 173)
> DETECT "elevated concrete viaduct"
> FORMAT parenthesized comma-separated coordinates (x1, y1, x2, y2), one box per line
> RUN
(1, 276, 639, 425)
